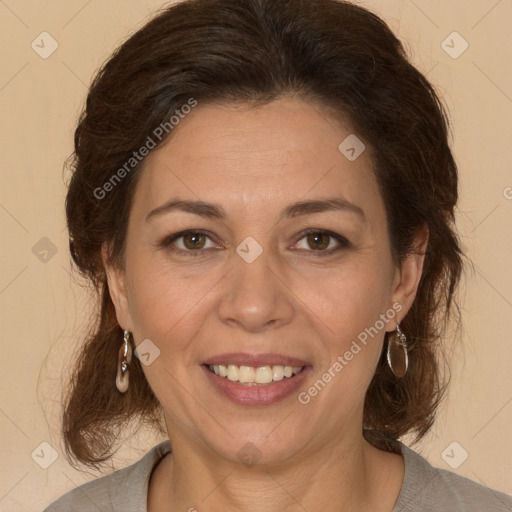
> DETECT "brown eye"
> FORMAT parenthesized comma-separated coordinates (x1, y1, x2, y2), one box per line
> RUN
(294, 229, 351, 255)
(182, 232, 207, 250)
(306, 232, 330, 250)
(159, 230, 218, 256)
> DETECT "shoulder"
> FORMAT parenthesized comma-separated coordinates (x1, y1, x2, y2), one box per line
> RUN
(394, 442, 512, 512)
(41, 440, 172, 512)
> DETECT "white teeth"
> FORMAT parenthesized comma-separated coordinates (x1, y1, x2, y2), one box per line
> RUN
(272, 365, 284, 381)
(239, 366, 255, 383)
(208, 364, 304, 385)
(227, 364, 238, 381)
(255, 366, 273, 384)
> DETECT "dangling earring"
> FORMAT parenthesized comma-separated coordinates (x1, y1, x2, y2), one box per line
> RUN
(116, 330, 133, 393)
(387, 324, 408, 378)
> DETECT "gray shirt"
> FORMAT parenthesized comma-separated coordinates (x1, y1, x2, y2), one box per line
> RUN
(42, 440, 512, 511)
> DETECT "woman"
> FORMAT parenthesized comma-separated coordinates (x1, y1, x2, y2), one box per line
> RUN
(43, 0, 511, 510)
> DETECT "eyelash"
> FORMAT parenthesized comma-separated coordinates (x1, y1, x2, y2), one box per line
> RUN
(158, 228, 351, 258)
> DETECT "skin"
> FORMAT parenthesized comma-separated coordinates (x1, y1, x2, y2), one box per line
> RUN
(103, 97, 428, 511)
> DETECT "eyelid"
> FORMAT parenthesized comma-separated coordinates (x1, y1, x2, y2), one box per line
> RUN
(158, 228, 351, 257)
(292, 228, 351, 254)
(158, 229, 221, 256)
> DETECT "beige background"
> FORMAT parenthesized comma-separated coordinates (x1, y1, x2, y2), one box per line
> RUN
(0, 0, 511, 510)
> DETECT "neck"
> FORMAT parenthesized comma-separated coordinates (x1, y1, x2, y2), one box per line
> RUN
(148, 432, 404, 512)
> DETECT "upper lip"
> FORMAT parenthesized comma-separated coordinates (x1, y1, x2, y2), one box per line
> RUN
(202, 352, 309, 367)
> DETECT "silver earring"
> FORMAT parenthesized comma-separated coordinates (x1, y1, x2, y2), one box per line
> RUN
(116, 330, 133, 393)
(387, 324, 408, 378)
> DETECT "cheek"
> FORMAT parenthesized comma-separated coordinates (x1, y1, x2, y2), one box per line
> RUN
(299, 259, 393, 405)
(304, 270, 390, 406)
(125, 257, 197, 339)
(301, 258, 392, 337)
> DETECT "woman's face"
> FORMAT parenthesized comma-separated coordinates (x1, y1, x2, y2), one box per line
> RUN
(105, 97, 424, 465)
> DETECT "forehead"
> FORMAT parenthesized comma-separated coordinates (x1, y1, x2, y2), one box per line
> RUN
(131, 98, 383, 224)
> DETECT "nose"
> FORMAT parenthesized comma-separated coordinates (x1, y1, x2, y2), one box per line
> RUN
(217, 247, 295, 333)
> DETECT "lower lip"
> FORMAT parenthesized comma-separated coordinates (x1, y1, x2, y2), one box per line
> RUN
(202, 365, 311, 406)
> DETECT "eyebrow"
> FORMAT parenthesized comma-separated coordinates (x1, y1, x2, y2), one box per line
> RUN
(145, 197, 365, 223)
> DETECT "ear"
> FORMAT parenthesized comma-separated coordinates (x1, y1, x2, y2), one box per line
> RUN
(388, 224, 429, 330)
(101, 242, 134, 332)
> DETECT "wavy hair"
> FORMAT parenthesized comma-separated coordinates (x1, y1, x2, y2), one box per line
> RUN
(62, 0, 463, 468)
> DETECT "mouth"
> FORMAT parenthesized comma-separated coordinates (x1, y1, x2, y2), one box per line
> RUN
(201, 354, 311, 406)
(205, 363, 304, 386)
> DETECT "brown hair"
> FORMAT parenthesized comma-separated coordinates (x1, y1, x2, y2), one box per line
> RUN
(63, 0, 463, 468)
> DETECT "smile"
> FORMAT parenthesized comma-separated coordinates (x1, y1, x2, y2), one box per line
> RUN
(207, 364, 304, 385)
